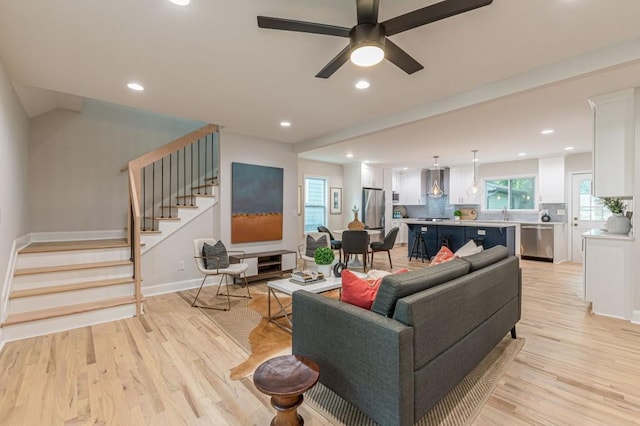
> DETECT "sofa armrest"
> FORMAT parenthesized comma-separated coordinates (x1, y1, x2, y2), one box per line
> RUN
(292, 290, 415, 426)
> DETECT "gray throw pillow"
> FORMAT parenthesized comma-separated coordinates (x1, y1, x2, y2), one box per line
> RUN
(202, 241, 230, 269)
(305, 234, 327, 258)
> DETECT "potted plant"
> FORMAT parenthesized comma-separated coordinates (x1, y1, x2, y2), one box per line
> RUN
(600, 197, 632, 234)
(453, 210, 462, 221)
(314, 246, 335, 276)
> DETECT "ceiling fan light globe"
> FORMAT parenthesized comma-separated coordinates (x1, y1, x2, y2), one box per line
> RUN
(350, 45, 384, 67)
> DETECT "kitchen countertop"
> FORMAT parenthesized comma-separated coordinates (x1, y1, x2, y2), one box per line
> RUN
(582, 228, 634, 241)
(397, 218, 566, 226)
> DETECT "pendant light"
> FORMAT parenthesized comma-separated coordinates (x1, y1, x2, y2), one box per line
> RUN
(428, 156, 443, 198)
(466, 149, 483, 198)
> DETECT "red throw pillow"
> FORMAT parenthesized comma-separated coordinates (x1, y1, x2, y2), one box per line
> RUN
(431, 246, 455, 265)
(341, 269, 409, 310)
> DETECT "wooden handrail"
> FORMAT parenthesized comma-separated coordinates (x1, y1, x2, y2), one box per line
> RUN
(128, 124, 218, 171)
(126, 123, 218, 316)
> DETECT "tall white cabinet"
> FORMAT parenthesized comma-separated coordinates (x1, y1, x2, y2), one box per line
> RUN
(538, 157, 565, 203)
(448, 166, 475, 204)
(588, 89, 635, 198)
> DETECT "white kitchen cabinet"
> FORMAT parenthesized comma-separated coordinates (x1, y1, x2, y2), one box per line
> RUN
(391, 220, 407, 245)
(538, 157, 565, 203)
(362, 164, 383, 188)
(583, 231, 633, 320)
(399, 170, 422, 205)
(448, 166, 475, 205)
(588, 89, 635, 198)
(392, 171, 400, 192)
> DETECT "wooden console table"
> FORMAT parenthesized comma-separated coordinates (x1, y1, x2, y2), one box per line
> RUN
(229, 249, 296, 282)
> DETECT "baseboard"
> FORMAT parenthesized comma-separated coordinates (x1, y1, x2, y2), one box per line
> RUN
(1, 238, 29, 323)
(142, 278, 203, 297)
(632, 310, 640, 324)
(0, 329, 5, 354)
(28, 230, 126, 242)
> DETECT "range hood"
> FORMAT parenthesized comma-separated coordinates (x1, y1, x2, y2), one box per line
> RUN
(421, 167, 450, 198)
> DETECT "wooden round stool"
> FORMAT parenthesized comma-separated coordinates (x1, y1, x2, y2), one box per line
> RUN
(253, 355, 320, 426)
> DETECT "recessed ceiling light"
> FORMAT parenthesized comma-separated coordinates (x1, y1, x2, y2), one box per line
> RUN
(346, 153, 354, 158)
(402, 167, 408, 170)
(169, 0, 191, 5)
(127, 82, 144, 91)
(518, 152, 527, 157)
(280, 121, 291, 127)
(355, 80, 370, 89)
(564, 146, 574, 151)
(541, 129, 555, 135)
(363, 160, 369, 164)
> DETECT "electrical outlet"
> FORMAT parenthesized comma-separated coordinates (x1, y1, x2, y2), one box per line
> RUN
(178, 260, 185, 270)
(557, 209, 566, 215)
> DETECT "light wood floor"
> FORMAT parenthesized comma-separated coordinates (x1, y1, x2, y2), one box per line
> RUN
(1, 246, 640, 425)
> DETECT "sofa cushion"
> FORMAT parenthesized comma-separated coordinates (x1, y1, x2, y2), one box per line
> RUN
(342, 269, 409, 310)
(371, 258, 470, 317)
(459, 245, 508, 272)
(430, 246, 455, 265)
(202, 241, 229, 269)
(454, 239, 483, 257)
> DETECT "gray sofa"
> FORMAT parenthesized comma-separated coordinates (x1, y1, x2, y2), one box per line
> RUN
(292, 245, 521, 426)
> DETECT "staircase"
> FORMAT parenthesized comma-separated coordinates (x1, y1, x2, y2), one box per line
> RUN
(1, 124, 220, 342)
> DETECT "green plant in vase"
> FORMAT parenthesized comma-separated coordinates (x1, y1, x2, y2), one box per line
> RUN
(453, 210, 462, 221)
(599, 197, 631, 234)
(314, 246, 335, 277)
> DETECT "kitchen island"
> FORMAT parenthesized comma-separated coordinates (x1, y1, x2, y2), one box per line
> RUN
(405, 220, 517, 259)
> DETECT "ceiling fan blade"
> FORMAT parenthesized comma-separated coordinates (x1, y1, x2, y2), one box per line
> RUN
(315, 45, 351, 79)
(384, 39, 424, 75)
(257, 16, 350, 37)
(356, 0, 380, 24)
(382, 0, 493, 36)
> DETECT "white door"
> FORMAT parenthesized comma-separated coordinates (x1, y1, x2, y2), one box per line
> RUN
(570, 173, 607, 262)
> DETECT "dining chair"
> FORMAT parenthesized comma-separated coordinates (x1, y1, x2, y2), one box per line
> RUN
(341, 230, 370, 272)
(369, 227, 399, 268)
(317, 226, 342, 262)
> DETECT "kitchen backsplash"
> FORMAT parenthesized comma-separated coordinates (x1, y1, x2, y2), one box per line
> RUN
(396, 198, 568, 223)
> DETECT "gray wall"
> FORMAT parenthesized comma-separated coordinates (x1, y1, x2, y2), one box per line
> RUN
(28, 99, 204, 232)
(0, 59, 29, 309)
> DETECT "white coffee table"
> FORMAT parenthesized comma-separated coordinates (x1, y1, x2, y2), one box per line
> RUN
(267, 276, 342, 332)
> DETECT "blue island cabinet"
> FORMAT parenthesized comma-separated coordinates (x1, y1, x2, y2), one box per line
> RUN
(465, 226, 516, 256)
(436, 226, 467, 252)
(406, 224, 438, 260)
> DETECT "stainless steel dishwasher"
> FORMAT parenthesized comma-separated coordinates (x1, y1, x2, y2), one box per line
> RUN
(520, 225, 554, 262)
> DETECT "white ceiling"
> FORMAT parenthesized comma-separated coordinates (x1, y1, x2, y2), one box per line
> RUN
(1, 0, 640, 169)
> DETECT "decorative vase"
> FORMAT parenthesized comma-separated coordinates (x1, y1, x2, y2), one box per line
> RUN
(317, 264, 331, 277)
(348, 206, 365, 230)
(606, 213, 632, 234)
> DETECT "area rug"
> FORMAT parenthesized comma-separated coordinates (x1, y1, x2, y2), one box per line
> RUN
(179, 284, 524, 425)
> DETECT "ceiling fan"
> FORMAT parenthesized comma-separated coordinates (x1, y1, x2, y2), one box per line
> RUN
(257, 0, 493, 78)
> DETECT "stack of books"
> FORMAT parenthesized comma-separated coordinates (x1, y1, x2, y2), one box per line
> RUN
(290, 270, 325, 284)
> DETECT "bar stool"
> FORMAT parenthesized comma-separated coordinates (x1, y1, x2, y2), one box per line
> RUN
(409, 228, 429, 262)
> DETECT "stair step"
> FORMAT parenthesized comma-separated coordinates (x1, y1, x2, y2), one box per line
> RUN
(14, 259, 132, 276)
(19, 238, 128, 254)
(2, 296, 142, 327)
(141, 230, 162, 234)
(160, 205, 198, 209)
(10, 277, 135, 299)
(155, 217, 181, 221)
(191, 183, 216, 190)
(204, 177, 218, 184)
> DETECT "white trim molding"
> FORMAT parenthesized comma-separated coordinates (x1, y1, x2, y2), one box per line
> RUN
(28, 230, 126, 242)
(142, 278, 203, 297)
(632, 310, 640, 325)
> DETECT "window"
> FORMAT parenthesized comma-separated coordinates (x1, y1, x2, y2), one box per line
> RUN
(304, 177, 327, 232)
(578, 179, 612, 221)
(484, 177, 536, 210)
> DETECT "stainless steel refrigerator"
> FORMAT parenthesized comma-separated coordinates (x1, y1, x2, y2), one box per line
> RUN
(362, 188, 385, 230)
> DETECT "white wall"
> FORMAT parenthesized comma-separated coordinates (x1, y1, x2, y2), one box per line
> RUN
(298, 159, 344, 232)
(28, 99, 204, 232)
(565, 152, 592, 172)
(480, 158, 538, 178)
(0, 58, 29, 333)
(219, 131, 299, 253)
(141, 207, 214, 294)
